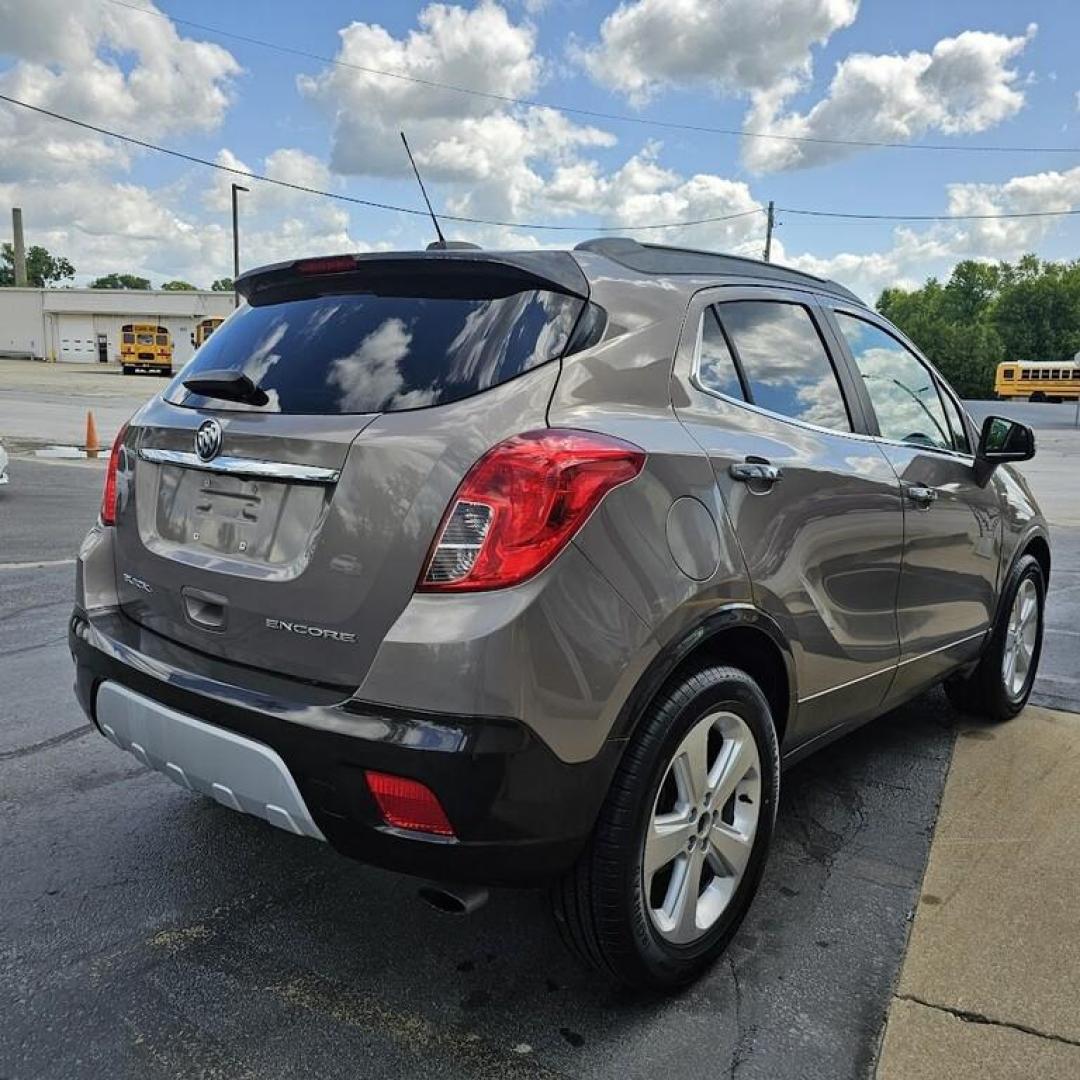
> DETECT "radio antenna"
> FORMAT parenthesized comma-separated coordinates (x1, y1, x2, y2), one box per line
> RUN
(400, 131, 446, 247)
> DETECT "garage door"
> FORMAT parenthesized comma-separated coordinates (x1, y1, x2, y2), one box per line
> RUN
(58, 316, 97, 363)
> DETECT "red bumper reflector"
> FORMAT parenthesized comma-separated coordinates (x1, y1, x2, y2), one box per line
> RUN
(364, 770, 455, 837)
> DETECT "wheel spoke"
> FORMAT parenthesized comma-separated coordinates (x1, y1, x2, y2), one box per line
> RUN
(709, 820, 753, 878)
(1003, 644, 1017, 692)
(1019, 593, 1037, 629)
(678, 720, 711, 805)
(671, 847, 705, 942)
(712, 734, 756, 808)
(644, 817, 694, 878)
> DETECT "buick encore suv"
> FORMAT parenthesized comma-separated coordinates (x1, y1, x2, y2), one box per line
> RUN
(71, 238, 1048, 989)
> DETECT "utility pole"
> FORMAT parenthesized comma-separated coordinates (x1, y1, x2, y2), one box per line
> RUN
(231, 183, 248, 308)
(12, 207, 27, 287)
(763, 200, 775, 263)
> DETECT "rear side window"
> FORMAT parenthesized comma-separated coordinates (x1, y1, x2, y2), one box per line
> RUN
(167, 288, 584, 414)
(712, 300, 851, 432)
(695, 307, 743, 400)
(835, 313, 953, 451)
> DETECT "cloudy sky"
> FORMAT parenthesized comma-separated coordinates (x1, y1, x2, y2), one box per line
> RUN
(1, 0, 1078, 301)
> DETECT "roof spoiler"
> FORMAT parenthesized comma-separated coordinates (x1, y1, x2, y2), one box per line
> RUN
(236, 250, 590, 304)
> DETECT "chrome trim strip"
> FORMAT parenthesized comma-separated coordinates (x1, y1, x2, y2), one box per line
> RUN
(139, 447, 340, 484)
(797, 665, 894, 705)
(896, 629, 987, 668)
(797, 629, 988, 704)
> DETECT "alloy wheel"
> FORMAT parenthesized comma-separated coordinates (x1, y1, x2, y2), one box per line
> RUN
(643, 710, 761, 945)
(1002, 577, 1039, 700)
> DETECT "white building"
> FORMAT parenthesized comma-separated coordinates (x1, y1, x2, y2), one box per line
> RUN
(0, 287, 234, 367)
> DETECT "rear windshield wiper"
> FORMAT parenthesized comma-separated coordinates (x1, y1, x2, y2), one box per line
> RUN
(183, 369, 268, 407)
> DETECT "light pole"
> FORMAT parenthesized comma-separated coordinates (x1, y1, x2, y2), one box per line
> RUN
(231, 183, 248, 307)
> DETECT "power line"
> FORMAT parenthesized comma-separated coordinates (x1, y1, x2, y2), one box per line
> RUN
(103, 0, 1080, 157)
(4, 93, 1080, 228)
(778, 206, 1080, 221)
(0, 93, 762, 232)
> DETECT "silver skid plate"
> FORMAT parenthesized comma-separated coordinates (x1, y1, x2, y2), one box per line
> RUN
(95, 681, 325, 841)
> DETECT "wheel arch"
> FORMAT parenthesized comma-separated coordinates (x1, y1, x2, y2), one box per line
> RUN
(612, 604, 795, 750)
(1022, 532, 1051, 587)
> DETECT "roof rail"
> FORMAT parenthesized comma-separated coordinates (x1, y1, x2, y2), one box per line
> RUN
(574, 237, 863, 304)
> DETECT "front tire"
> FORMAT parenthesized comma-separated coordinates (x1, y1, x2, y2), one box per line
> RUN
(945, 554, 1044, 722)
(552, 665, 780, 991)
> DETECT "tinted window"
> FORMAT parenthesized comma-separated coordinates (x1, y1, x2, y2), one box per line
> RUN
(836, 313, 952, 450)
(696, 307, 743, 399)
(938, 387, 971, 453)
(716, 301, 851, 431)
(166, 289, 583, 414)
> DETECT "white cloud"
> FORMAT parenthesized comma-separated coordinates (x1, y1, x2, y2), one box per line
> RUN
(202, 148, 338, 214)
(297, 2, 622, 236)
(299, 2, 543, 177)
(0, 0, 240, 180)
(782, 163, 1080, 302)
(578, 0, 859, 105)
(744, 26, 1036, 172)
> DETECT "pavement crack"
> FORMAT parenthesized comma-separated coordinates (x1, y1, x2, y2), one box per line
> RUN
(0, 724, 92, 761)
(727, 955, 752, 1080)
(896, 993, 1080, 1048)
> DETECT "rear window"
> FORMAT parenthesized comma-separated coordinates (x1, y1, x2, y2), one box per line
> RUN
(166, 288, 585, 414)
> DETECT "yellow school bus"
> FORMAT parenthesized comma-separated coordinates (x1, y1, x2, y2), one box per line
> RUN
(192, 317, 224, 348)
(120, 323, 173, 377)
(995, 360, 1080, 402)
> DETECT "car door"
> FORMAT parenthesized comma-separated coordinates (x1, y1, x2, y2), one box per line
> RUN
(672, 288, 905, 748)
(826, 308, 1001, 703)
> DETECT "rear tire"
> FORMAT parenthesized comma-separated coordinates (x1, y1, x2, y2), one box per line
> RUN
(945, 554, 1044, 722)
(552, 665, 780, 991)
(121, 365, 132, 376)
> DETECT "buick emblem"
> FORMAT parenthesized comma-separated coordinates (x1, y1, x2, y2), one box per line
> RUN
(194, 419, 223, 462)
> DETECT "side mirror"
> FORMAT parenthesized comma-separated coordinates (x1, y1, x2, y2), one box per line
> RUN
(977, 415, 1035, 468)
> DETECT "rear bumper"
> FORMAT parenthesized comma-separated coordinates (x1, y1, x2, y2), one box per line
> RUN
(70, 606, 622, 886)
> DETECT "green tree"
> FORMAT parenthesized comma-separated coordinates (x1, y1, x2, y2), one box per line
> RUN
(0, 243, 75, 287)
(878, 269, 1002, 398)
(991, 259, 1080, 363)
(89, 273, 151, 290)
(210, 277, 234, 291)
(161, 279, 197, 290)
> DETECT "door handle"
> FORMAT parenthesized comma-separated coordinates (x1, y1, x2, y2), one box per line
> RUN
(730, 460, 783, 484)
(906, 484, 939, 508)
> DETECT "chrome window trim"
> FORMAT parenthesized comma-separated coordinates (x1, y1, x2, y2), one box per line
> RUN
(139, 447, 340, 484)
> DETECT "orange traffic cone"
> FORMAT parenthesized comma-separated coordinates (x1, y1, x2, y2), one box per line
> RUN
(85, 411, 100, 459)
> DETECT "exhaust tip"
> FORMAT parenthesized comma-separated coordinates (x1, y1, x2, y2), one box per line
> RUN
(418, 883, 489, 916)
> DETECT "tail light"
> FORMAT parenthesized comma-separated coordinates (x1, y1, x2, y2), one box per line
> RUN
(100, 422, 129, 526)
(365, 771, 455, 837)
(419, 429, 645, 592)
